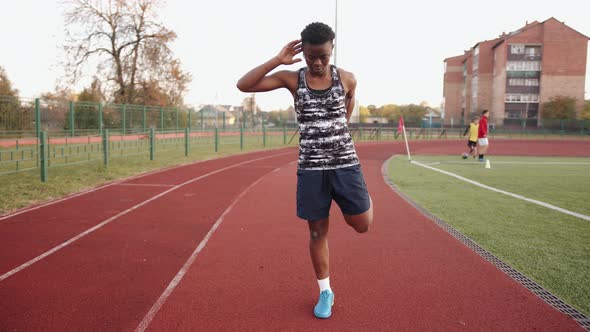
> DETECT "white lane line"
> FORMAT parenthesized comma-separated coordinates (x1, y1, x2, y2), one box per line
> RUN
(135, 164, 288, 332)
(0, 174, 145, 222)
(411, 160, 590, 222)
(0, 152, 291, 282)
(116, 183, 176, 187)
(238, 165, 283, 169)
(0, 161, 208, 221)
(0, 149, 292, 221)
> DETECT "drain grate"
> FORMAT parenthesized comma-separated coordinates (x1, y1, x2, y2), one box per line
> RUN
(381, 157, 590, 331)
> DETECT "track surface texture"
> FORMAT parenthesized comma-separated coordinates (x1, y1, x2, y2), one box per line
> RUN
(1, 140, 588, 331)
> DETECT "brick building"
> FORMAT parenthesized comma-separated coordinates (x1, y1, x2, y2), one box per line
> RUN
(443, 18, 589, 126)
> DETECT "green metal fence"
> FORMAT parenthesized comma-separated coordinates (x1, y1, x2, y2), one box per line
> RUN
(2, 94, 589, 182)
(0, 137, 38, 175)
(0, 96, 36, 137)
(0, 126, 302, 182)
(2, 123, 589, 182)
(410, 113, 590, 136)
(3, 94, 590, 138)
(0, 95, 252, 138)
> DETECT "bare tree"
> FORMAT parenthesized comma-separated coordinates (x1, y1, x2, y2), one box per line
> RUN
(0, 66, 19, 97)
(63, 0, 191, 106)
(0, 66, 23, 131)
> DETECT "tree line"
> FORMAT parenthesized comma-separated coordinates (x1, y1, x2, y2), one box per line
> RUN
(358, 103, 432, 126)
(541, 96, 590, 121)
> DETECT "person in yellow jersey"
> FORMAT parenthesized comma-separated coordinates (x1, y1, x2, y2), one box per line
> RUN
(462, 116, 479, 159)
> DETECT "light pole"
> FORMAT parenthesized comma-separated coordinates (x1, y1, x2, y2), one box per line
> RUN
(334, 0, 338, 67)
(214, 92, 219, 129)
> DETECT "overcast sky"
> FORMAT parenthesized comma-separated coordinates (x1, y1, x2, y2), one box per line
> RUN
(1, 0, 589, 111)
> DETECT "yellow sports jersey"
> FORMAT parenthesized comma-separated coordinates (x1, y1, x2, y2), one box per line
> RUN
(469, 123, 479, 141)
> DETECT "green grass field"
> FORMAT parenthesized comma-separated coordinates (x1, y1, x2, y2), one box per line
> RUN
(387, 155, 590, 316)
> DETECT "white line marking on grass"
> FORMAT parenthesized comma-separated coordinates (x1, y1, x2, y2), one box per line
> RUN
(436, 161, 590, 165)
(411, 160, 590, 222)
(488, 161, 590, 165)
(430, 161, 481, 164)
(135, 164, 290, 332)
(0, 153, 291, 282)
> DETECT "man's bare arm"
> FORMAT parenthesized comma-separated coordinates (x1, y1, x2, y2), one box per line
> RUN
(236, 39, 301, 93)
(344, 73, 357, 123)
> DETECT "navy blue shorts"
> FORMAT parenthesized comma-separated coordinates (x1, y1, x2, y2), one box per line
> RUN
(296, 164, 371, 221)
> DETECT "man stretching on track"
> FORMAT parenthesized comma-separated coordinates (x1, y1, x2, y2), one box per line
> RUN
(236, 22, 373, 319)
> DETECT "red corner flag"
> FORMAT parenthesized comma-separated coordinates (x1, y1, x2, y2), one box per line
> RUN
(397, 116, 405, 135)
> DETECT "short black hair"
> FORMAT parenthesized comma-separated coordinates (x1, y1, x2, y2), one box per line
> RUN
(301, 22, 335, 45)
(482, 110, 489, 115)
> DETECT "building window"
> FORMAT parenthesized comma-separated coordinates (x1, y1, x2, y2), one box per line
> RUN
(505, 93, 539, 102)
(506, 61, 541, 71)
(525, 46, 541, 57)
(506, 71, 540, 78)
(472, 46, 479, 71)
(506, 111, 521, 119)
(510, 44, 525, 54)
(471, 75, 478, 113)
(505, 109, 538, 119)
(508, 78, 539, 86)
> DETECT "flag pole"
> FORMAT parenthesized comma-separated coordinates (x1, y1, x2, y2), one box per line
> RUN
(398, 116, 411, 161)
(334, 0, 338, 67)
(402, 123, 411, 161)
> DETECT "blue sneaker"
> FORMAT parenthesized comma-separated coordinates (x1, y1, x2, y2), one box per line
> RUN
(478, 158, 484, 162)
(314, 290, 335, 319)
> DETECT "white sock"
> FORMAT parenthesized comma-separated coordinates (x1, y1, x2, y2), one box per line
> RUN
(318, 277, 331, 293)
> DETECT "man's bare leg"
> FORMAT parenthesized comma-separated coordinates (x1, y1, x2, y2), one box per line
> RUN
(308, 217, 330, 279)
(343, 198, 373, 233)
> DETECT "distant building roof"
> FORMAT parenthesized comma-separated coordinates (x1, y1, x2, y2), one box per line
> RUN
(198, 104, 236, 119)
(492, 17, 589, 50)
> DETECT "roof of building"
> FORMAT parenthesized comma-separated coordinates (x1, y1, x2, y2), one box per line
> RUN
(491, 17, 589, 50)
(443, 53, 467, 63)
(198, 104, 237, 118)
(447, 17, 589, 65)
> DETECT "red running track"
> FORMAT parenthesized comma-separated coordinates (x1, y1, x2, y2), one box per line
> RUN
(0, 140, 588, 331)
